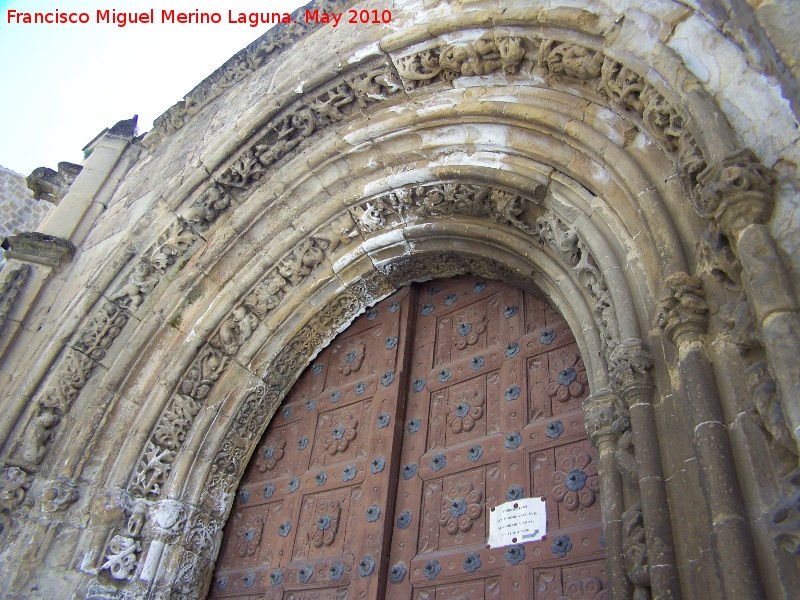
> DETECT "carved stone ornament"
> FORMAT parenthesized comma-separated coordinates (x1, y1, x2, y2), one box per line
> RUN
(26, 161, 82, 203)
(697, 149, 776, 242)
(608, 338, 654, 404)
(622, 501, 651, 597)
(0, 264, 30, 331)
(3, 232, 75, 267)
(100, 535, 141, 581)
(654, 272, 709, 345)
(210, 306, 258, 355)
(0, 467, 32, 512)
(394, 35, 525, 88)
(744, 361, 798, 459)
(582, 389, 618, 445)
(110, 263, 159, 311)
(39, 475, 79, 512)
(151, 499, 189, 538)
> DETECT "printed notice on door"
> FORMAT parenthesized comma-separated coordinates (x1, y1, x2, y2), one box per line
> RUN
(487, 497, 546, 548)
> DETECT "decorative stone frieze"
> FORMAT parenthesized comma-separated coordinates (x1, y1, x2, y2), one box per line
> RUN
(654, 273, 708, 346)
(697, 149, 777, 243)
(536, 212, 620, 354)
(744, 361, 798, 459)
(182, 59, 402, 230)
(0, 264, 30, 331)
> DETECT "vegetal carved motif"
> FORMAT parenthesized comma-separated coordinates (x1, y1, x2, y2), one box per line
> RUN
(439, 482, 483, 534)
(0, 467, 32, 512)
(100, 535, 141, 581)
(447, 387, 485, 434)
(552, 451, 600, 510)
(655, 273, 708, 344)
(622, 501, 651, 597)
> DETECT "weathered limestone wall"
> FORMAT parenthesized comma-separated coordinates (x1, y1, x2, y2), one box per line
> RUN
(0, 1, 798, 598)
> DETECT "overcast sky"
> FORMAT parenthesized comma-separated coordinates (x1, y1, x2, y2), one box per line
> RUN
(0, 0, 305, 176)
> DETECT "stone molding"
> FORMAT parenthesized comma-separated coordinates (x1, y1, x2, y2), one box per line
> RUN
(2, 232, 74, 267)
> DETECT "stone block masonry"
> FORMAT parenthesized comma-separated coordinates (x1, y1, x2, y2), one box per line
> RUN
(0, 164, 52, 241)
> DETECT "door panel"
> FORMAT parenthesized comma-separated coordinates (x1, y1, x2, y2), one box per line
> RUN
(209, 278, 606, 599)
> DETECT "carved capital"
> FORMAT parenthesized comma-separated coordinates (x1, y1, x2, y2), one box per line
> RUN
(3, 232, 74, 267)
(655, 272, 708, 345)
(150, 499, 189, 539)
(697, 149, 776, 242)
(582, 389, 620, 446)
(608, 339, 654, 406)
(26, 161, 82, 204)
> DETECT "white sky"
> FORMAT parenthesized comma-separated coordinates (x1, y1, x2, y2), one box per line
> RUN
(0, 0, 305, 176)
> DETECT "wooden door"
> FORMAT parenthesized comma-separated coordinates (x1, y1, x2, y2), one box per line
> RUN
(209, 277, 606, 599)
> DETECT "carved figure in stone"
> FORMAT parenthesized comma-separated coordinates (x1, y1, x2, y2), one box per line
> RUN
(622, 501, 651, 599)
(26, 161, 82, 203)
(601, 60, 645, 114)
(496, 37, 525, 73)
(608, 338, 654, 399)
(541, 41, 603, 81)
(17, 410, 60, 465)
(0, 467, 32, 511)
(314, 213, 359, 253)
(245, 272, 289, 318)
(110, 262, 159, 310)
(39, 475, 79, 512)
(613, 415, 639, 486)
(212, 307, 258, 355)
(186, 186, 232, 229)
(440, 39, 504, 76)
(745, 361, 798, 461)
(278, 239, 325, 285)
(654, 273, 708, 343)
(151, 499, 188, 538)
(356, 202, 385, 233)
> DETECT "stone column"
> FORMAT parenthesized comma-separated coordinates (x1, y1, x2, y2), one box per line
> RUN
(584, 389, 633, 600)
(656, 273, 764, 598)
(609, 338, 681, 600)
(697, 150, 800, 453)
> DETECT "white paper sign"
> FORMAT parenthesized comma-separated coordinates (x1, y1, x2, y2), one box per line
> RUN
(487, 497, 546, 548)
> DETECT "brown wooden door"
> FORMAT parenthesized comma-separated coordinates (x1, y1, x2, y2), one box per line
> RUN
(209, 277, 606, 600)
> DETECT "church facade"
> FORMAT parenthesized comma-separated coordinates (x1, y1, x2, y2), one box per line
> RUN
(1, 0, 799, 598)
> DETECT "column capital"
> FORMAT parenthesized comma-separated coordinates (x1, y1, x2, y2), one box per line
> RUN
(655, 273, 708, 346)
(697, 149, 775, 242)
(609, 338, 654, 406)
(583, 388, 620, 446)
